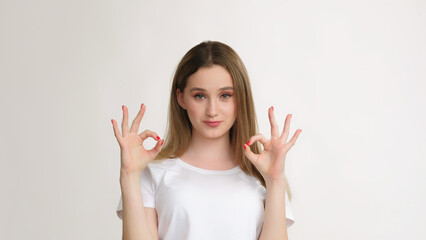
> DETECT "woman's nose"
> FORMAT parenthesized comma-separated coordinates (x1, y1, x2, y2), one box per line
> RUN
(206, 99, 218, 118)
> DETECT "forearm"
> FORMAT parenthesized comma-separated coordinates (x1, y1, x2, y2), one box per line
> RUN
(120, 172, 155, 240)
(259, 178, 288, 240)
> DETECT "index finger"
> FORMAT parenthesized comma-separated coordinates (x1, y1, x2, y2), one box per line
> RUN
(130, 103, 146, 133)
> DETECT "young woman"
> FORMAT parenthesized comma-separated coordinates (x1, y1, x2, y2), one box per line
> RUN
(112, 41, 302, 240)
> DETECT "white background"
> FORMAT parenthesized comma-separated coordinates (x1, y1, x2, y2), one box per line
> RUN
(1, 0, 425, 239)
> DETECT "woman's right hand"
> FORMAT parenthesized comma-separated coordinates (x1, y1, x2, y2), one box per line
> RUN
(111, 103, 164, 177)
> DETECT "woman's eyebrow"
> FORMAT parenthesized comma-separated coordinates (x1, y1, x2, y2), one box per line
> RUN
(189, 87, 234, 92)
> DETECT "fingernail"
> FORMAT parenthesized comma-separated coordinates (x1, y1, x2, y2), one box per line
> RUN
(271, 106, 274, 111)
(111, 119, 114, 124)
(243, 144, 246, 150)
(156, 136, 160, 140)
(141, 103, 144, 108)
(160, 140, 164, 146)
(247, 140, 250, 145)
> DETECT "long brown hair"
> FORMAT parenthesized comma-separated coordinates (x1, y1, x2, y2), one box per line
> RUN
(155, 40, 292, 200)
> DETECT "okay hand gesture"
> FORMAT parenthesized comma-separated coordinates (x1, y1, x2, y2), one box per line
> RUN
(111, 103, 164, 177)
(243, 107, 302, 184)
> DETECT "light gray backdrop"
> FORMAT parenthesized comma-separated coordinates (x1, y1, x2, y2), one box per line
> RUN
(1, 0, 425, 239)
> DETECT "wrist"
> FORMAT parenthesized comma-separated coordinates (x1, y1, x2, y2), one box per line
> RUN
(119, 170, 140, 183)
(265, 175, 287, 189)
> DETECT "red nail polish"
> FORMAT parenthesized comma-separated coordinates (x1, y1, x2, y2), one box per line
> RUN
(247, 140, 250, 145)
(160, 140, 164, 146)
(243, 145, 246, 150)
(156, 136, 160, 140)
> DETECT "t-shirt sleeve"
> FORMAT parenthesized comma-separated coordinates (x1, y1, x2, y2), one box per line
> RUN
(284, 190, 295, 228)
(116, 167, 156, 220)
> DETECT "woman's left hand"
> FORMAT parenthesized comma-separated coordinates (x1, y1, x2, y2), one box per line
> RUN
(243, 106, 302, 184)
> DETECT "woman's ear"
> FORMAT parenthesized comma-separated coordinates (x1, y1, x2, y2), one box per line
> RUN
(176, 89, 187, 110)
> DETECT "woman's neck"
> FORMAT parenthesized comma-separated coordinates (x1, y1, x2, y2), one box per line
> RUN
(179, 131, 237, 170)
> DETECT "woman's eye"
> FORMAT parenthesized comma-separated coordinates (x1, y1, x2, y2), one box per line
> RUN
(194, 94, 205, 100)
(194, 93, 232, 100)
(221, 93, 232, 98)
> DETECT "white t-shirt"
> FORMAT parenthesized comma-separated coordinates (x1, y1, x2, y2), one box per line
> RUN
(116, 157, 295, 240)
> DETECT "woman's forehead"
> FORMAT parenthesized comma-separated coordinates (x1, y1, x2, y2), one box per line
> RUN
(186, 65, 234, 91)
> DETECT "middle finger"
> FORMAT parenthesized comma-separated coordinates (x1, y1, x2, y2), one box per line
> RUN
(269, 106, 279, 138)
(130, 103, 146, 134)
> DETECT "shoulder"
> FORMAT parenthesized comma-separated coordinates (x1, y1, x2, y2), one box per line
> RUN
(240, 171, 264, 188)
(145, 157, 182, 175)
(138, 158, 182, 187)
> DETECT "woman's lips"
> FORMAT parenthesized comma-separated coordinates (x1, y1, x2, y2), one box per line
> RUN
(203, 121, 222, 127)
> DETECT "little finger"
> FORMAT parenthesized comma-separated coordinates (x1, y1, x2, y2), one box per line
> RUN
(111, 119, 123, 144)
(286, 129, 302, 149)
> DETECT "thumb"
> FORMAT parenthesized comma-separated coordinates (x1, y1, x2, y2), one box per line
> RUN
(147, 139, 164, 159)
(243, 143, 259, 165)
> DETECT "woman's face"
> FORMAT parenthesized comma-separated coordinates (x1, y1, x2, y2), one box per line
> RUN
(177, 64, 237, 140)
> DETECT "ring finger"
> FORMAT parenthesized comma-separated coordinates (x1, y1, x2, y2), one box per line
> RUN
(121, 105, 130, 137)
